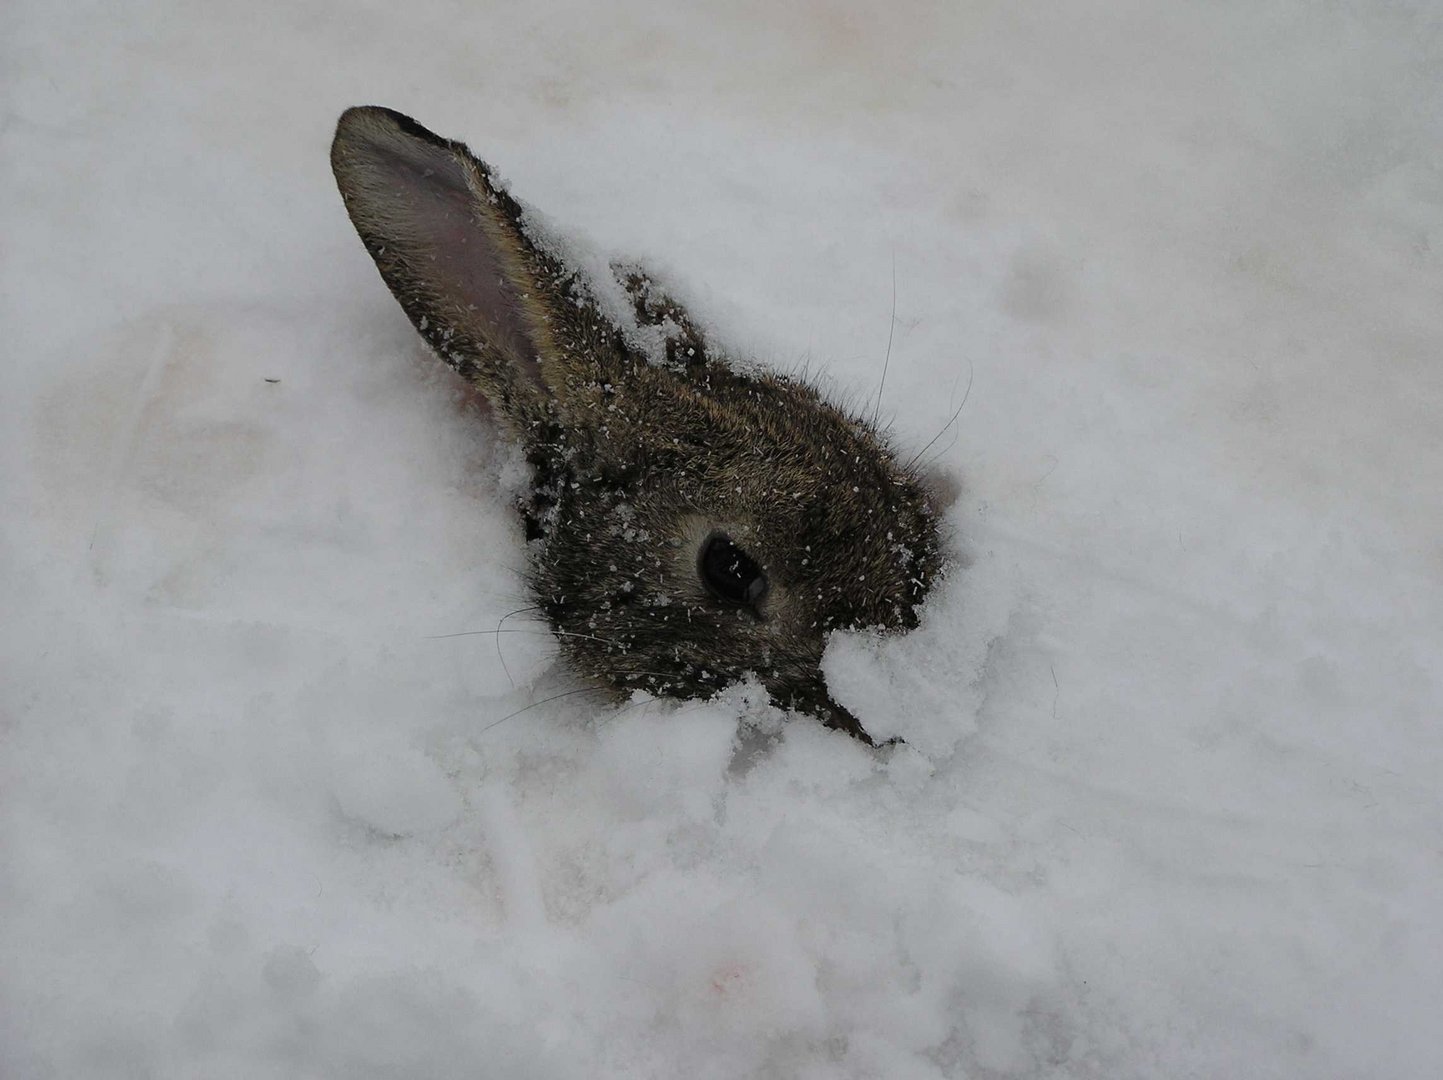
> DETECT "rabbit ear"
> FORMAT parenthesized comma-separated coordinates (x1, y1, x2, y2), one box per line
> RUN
(330, 106, 562, 423)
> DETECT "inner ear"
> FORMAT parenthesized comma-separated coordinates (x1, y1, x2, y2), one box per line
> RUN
(331, 106, 559, 416)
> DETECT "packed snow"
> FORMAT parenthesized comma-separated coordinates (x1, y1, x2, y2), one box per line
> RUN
(3, 1, 1441, 1077)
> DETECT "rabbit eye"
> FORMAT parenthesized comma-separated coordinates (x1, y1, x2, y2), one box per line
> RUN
(697, 532, 768, 607)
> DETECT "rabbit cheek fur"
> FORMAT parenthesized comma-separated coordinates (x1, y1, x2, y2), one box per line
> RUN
(331, 106, 944, 744)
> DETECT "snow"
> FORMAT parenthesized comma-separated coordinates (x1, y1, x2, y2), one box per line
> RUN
(3, 1, 1441, 1077)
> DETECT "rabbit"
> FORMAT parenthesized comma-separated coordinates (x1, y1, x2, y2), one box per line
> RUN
(330, 106, 945, 744)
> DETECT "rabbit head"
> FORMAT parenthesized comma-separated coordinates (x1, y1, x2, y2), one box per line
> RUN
(331, 106, 945, 743)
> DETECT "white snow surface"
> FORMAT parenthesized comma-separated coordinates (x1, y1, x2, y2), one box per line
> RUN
(3, 2, 1442, 1077)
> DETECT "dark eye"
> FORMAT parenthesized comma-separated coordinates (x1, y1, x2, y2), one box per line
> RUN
(697, 531, 768, 607)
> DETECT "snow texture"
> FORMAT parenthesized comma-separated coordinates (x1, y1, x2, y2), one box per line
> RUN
(3, 1, 1441, 1077)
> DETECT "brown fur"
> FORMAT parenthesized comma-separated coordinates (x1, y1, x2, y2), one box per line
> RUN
(331, 106, 944, 743)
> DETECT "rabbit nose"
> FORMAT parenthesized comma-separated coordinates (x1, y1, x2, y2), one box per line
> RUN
(805, 690, 892, 747)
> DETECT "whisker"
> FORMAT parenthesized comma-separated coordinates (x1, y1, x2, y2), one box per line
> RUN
(872, 252, 897, 429)
(494, 605, 543, 688)
(475, 672, 709, 739)
(498, 605, 543, 622)
(923, 427, 962, 473)
(906, 358, 974, 471)
(610, 690, 725, 722)
(429, 627, 703, 693)
(476, 685, 614, 736)
(425, 627, 621, 649)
